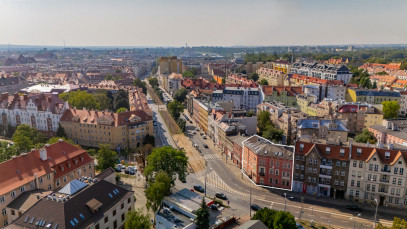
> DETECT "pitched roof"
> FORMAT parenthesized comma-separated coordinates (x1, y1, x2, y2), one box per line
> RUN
(8, 180, 133, 229)
(0, 141, 90, 195)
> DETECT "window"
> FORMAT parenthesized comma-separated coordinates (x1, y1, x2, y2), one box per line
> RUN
(104, 216, 108, 223)
(20, 186, 25, 193)
(352, 170, 356, 177)
(336, 161, 340, 166)
(128, 197, 131, 203)
(48, 185, 52, 190)
(340, 181, 344, 186)
(270, 169, 274, 175)
(39, 177, 43, 184)
(357, 148, 362, 155)
(295, 164, 299, 170)
(374, 165, 379, 171)
(355, 190, 360, 197)
(367, 184, 370, 191)
(342, 162, 346, 167)
(372, 185, 376, 192)
(63, 176, 67, 183)
(373, 175, 377, 181)
(308, 177, 311, 182)
(11, 210, 15, 215)
(340, 149, 345, 156)
(300, 174, 304, 180)
(369, 164, 373, 171)
(353, 161, 357, 167)
(350, 189, 354, 196)
(296, 155, 300, 160)
(11, 191, 15, 198)
(334, 180, 338, 185)
(301, 165, 304, 170)
(2, 209, 6, 216)
(351, 180, 354, 186)
(121, 213, 125, 222)
(400, 168, 404, 175)
(341, 171, 345, 176)
(113, 210, 116, 216)
(313, 168, 317, 173)
(357, 181, 360, 188)
(95, 224, 100, 229)
(398, 178, 402, 186)
(314, 159, 318, 164)
(359, 162, 363, 168)
(309, 158, 313, 164)
(0, 196, 4, 203)
(312, 178, 316, 183)
(394, 167, 399, 174)
(275, 169, 279, 175)
(326, 147, 331, 154)
(47, 174, 51, 180)
(121, 203, 124, 209)
(389, 197, 393, 203)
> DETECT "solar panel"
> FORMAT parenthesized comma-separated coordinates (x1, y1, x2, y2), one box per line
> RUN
(35, 220, 40, 226)
(42, 220, 47, 227)
(79, 213, 85, 219)
(53, 224, 59, 229)
(70, 220, 75, 226)
(113, 190, 116, 195)
(24, 217, 29, 223)
(108, 193, 113, 198)
(115, 188, 119, 193)
(73, 218, 79, 223)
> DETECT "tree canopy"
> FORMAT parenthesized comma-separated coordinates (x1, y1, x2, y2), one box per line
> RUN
(47, 137, 76, 146)
(56, 124, 67, 138)
(114, 89, 130, 111)
(252, 208, 297, 229)
(173, 88, 188, 103)
(93, 91, 112, 111)
(259, 79, 269, 85)
(167, 100, 184, 121)
(95, 144, 118, 171)
(144, 146, 188, 183)
(148, 77, 159, 88)
(145, 171, 171, 211)
(12, 124, 46, 153)
(382, 101, 400, 119)
(116, 107, 127, 113)
(182, 70, 195, 78)
(375, 217, 407, 229)
(124, 209, 151, 229)
(133, 78, 147, 94)
(59, 91, 100, 110)
(195, 198, 210, 229)
(354, 129, 377, 144)
(257, 111, 272, 134)
(249, 73, 259, 82)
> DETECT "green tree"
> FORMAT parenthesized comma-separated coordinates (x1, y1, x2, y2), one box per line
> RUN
(262, 126, 284, 143)
(195, 198, 210, 229)
(376, 71, 388, 75)
(382, 101, 400, 119)
(259, 79, 269, 85)
(148, 77, 159, 88)
(60, 91, 100, 110)
(114, 89, 129, 111)
(182, 70, 195, 78)
(354, 129, 377, 144)
(116, 107, 127, 113)
(134, 78, 147, 94)
(144, 146, 188, 183)
(372, 81, 378, 89)
(252, 208, 296, 229)
(12, 124, 46, 153)
(247, 111, 255, 117)
(47, 137, 76, 146)
(0, 141, 14, 162)
(167, 101, 184, 120)
(257, 111, 272, 134)
(58, 92, 70, 101)
(93, 92, 112, 110)
(56, 124, 67, 138)
(124, 209, 151, 229)
(249, 73, 259, 82)
(143, 134, 155, 146)
(173, 88, 188, 103)
(105, 74, 114, 81)
(145, 171, 171, 211)
(95, 144, 118, 171)
(375, 217, 407, 229)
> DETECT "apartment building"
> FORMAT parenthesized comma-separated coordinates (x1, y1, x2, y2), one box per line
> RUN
(346, 145, 407, 208)
(0, 92, 69, 137)
(60, 108, 153, 150)
(335, 103, 383, 134)
(369, 123, 407, 146)
(256, 68, 287, 86)
(0, 76, 28, 95)
(345, 88, 400, 104)
(261, 86, 302, 106)
(293, 141, 350, 199)
(212, 87, 261, 111)
(242, 135, 294, 190)
(0, 140, 94, 227)
(290, 61, 352, 84)
(159, 56, 182, 75)
(296, 119, 348, 144)
(6, 180, 134, 229)
(165, 73, 183, 96)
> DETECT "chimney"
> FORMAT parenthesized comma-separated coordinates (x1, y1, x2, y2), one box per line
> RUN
(39, 148, 47, 161)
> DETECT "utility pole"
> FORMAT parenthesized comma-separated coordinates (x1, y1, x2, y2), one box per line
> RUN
(204, 160, 208, 197)
(249, 183, 252, 217)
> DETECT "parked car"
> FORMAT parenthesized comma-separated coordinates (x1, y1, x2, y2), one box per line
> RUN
(202, 135, 207, 139)
(250, 204, 262, 211)
(215, 193, 227, 200)
(127, 166, 136, 175)
(203, 144, 208, 148)
(193, 185, 205, 193)
(114, 166, 122, 172)
(210, 204, 218, 211)
(296, 223, 305, 229)
(345, 205, 362, 211)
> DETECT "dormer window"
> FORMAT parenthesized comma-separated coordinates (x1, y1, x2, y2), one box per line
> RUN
(326, 147, 331, 154)
(385, 152, 390, 159)
(61, 166, 64, 172)
(357, 148, 362, 156)
(340, 149, 345, 157)
(300, 144, 304, 150)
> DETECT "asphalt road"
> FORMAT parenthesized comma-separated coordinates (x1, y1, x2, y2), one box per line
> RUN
(148, 89, 393, 229)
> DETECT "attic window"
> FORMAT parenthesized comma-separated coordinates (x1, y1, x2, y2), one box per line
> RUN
(61, 166, 64, 172)
(300, 144, 304, 150)
(326, 147, 331, 154)
(340, 149, 345, 157)
(399, 161, 402, 164)
(357, 148, 362, 155)
(385, 152, 390, 159)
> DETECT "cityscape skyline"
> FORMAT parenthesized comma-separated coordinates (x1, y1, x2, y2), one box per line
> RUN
(1, 0, 407, 47)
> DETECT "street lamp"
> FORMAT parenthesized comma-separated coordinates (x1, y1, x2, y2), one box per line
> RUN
(284, 193, 287, 211)
(204, 161, 208, 197)
(374, 199, 378, 228)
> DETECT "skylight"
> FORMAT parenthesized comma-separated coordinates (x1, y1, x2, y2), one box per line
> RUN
(115, 188, 119, 193)
(29, 217, 35, 224)
(80, 213, 85, 219)
(70, 220, 75, 226)
(108, 193, 113, 198)
(73, 218, 79, 223)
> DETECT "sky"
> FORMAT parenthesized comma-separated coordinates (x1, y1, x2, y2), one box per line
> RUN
(1, 0, 407, 47)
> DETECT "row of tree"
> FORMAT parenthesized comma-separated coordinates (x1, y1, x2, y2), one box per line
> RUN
(257, 111, 284, 144)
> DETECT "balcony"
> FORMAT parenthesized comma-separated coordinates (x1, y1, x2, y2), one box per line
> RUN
(319, 174, 332, 179)
(380, 169, 391, 173)
(379, 179, 389, 183)
(320, 164, 333, 170)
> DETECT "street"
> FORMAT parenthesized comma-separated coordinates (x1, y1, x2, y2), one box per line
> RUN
(146, 82, 394, 229)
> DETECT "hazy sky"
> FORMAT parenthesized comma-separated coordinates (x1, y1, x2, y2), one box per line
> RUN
(1, 0, 407, 47)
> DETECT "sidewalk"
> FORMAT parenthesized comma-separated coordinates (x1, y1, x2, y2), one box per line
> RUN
(204, 136, 405, 223)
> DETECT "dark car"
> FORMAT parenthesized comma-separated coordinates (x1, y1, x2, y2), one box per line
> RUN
(203, 144, 208, 148)
(180, 178, 187, 183)
(215, 193, 227, 200)
(345, 205, 362, 211)
(194, 185, 205, 193)
(250, 204, 262, 211)
(210, 204, 218, 211)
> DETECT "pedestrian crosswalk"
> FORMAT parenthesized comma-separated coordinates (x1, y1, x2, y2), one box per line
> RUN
(203, 153, 221, 161)
(197, 170, 249, 198)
